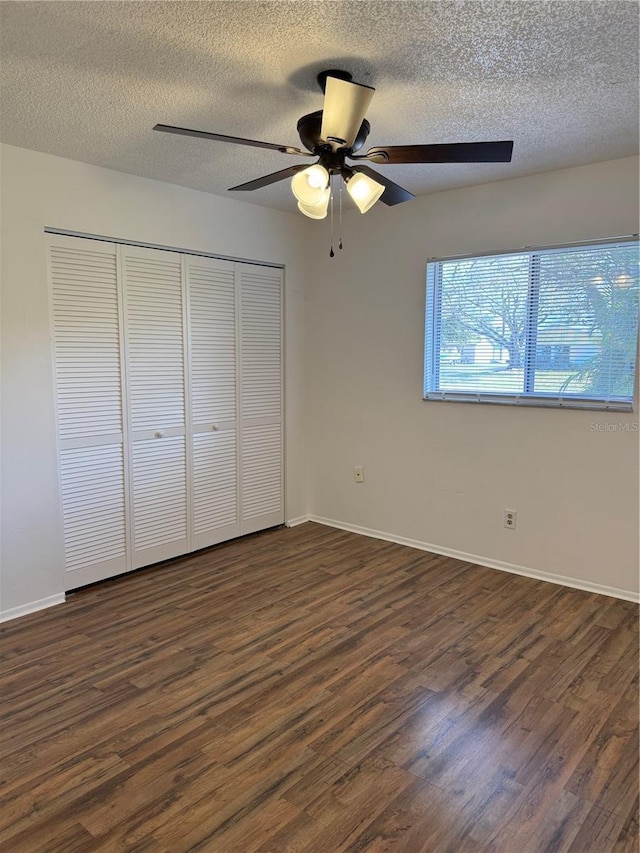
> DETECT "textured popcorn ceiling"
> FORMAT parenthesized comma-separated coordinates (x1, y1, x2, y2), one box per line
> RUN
(1, 1, 638, 212)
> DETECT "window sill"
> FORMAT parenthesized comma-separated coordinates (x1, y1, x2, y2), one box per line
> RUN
(423, 392, 634, 412)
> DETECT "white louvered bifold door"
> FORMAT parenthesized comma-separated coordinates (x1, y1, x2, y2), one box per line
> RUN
(122, 246, 189, 568)
(238, 265, 284, 534)
(50, 236, 284, 591)
(49, 235, 128, 589)
(186, 256, 240, 550)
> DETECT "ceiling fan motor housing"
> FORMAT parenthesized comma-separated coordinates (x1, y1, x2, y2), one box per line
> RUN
(296, 111, 371, 156)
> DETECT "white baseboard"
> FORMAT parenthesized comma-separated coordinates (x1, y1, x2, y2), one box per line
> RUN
(308, 515, 640, 603)
(285, 515, 311, 528)
(0, 593, 66, 624)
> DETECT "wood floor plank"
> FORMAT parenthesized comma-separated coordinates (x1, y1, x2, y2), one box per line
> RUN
(273, 753, 417, 852)
(567, 801, 638, 853)
(0, 753, 130, 839)
(0, 522, 637, 852)
(5, 819, 99, 853)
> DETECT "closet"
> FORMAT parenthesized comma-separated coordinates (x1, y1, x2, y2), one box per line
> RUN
(48, 234, 283, 589)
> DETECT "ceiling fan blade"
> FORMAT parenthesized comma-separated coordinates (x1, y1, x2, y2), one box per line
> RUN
(350, 165, 415, 206)
(320, 76, 375, 149)
(153, 124, 311, 156)
(228, 164, 311, 192)
(355, 141, 514, 164)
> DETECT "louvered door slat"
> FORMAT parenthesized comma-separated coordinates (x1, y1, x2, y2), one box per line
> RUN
(239, 266, 283, 534)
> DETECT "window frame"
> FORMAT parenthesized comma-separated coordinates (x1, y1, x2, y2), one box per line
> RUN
(424, 236, 639, 412)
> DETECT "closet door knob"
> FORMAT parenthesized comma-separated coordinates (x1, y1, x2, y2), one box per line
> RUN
(211, 424, 219, 431)
(154, 431, 164, 438)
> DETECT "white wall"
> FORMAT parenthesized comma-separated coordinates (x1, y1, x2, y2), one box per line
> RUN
(306, 156, 640, 598)
(0, 144, 310, 617)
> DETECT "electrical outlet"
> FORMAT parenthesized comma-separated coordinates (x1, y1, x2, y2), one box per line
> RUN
(504, 509, 517, 530)
(354, 465, 365, 483)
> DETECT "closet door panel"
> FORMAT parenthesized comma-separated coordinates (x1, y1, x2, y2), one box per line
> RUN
(188, 257, 237, 425)
(59, 445, 127, 583)
(49, 235, 128, 588)
(240, 273, 282, 422)
(239, 266, 284, 534)
(122, 246, 188, 565)
(131, 435, 188, 566)
(241, 422, 282, 521)
(187, 256, 240, 548)
(51, 238, 123, 441)
(124, 248, 186, 432)
(191, 428, 239, 550)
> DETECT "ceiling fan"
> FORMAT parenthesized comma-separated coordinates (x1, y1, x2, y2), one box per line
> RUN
(154, 69, 513, 221)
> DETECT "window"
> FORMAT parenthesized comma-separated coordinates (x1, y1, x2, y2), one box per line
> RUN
(424, 239, 639, 411)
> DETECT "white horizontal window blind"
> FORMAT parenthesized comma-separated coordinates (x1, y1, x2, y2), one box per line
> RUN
(424, 239, 639, 410)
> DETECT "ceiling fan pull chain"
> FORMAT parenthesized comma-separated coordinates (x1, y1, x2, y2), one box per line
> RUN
(339, 180, 343, 250)
(329, 175, 335, 258)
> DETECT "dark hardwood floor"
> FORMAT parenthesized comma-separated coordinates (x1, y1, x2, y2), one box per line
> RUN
(0, 522, 637, 852)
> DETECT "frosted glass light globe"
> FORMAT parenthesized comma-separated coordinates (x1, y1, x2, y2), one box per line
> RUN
(291, 165, 330, 205)
(346, 172, 385, 213)
(297, 188, 330, 219)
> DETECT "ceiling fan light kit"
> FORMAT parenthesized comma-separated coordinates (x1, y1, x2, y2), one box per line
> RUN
(344, 171, 385, 214)
(154, 68, 514, 252)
